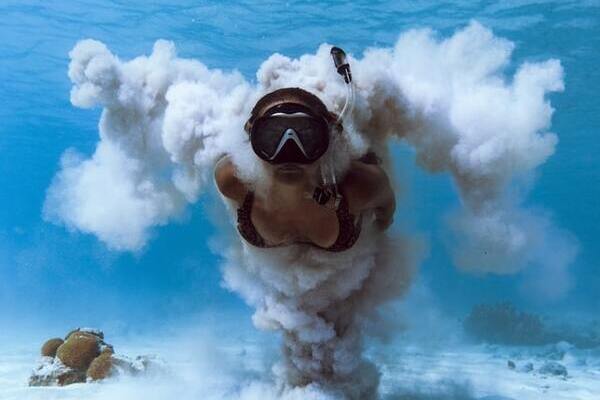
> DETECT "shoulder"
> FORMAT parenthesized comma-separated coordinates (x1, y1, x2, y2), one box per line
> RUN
(343, 160, 389, 188)
(340, 160, 390, 209)
(214, 156, 247, 204)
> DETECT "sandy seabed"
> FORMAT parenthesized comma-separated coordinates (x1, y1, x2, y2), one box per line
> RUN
(1, 328, 598, 400)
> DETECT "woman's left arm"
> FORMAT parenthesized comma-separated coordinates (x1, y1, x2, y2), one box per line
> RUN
(343, 161, 396, 230)
(368, 166, 396, 230)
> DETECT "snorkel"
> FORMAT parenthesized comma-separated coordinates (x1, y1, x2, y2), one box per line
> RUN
(313, 46, 355, 208)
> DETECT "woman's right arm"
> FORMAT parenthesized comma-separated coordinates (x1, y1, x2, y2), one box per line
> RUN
(214, 156, 246, 204)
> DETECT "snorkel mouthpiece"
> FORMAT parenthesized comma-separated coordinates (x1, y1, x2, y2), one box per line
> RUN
(330, 46, 355, 124)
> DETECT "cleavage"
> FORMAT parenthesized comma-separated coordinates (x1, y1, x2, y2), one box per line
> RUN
(250, 196, 340, 247)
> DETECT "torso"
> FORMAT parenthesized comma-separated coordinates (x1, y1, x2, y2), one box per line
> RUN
(215, 157, 382, 251)
(237, 190, 361, 251)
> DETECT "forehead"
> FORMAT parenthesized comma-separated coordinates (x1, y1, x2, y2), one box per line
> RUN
(257, 101, 320, 120)
(252, 89, 330, 120)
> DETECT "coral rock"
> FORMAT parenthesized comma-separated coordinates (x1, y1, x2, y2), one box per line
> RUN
(520, 362, 534, 373)
(56, 332, 100, 370)
(87, 352, 113, 381)
(65, 328, 104, 341)
(539, 361, 568, 377)
(30, 327, 165, 386)
(41, 338, 64, 357)
(29, 356, 86, 387)
(100, 345, 114, 355)
(87, 353, 165, 381)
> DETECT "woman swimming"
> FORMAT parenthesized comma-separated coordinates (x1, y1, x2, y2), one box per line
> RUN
(214, 86, 395, 252)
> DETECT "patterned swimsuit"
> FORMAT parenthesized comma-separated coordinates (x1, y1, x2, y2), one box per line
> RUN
(236, 191, 362, 252)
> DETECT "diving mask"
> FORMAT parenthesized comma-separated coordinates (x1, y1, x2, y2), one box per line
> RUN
(249, 102, 331, 164)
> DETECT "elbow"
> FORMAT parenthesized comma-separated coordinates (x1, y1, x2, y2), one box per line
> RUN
(374, 193, 395, 230)
(214, 156, 241, 200)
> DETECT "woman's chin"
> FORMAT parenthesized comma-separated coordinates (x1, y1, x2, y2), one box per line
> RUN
(274, 164, 305, 183)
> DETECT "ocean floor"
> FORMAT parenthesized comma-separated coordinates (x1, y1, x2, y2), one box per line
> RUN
(375, 342, 600, 399)
(1, 327, 599, 400)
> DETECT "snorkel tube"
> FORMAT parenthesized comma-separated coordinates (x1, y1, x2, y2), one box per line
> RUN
(313, 46, 355, 208)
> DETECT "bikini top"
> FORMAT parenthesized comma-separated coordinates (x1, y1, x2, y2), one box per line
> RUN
(236, 190, 362, 252)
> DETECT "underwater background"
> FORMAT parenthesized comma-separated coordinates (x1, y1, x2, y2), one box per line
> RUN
(0, 1, 599, 399)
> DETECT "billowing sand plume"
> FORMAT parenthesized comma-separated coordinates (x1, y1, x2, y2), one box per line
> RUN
(220, 220, 419, 398)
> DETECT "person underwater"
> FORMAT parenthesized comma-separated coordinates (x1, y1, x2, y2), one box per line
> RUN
(214, 47, 395, 252)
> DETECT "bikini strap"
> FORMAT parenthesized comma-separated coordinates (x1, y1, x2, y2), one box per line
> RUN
(327, 195, 362, 252)
(236, 191, 267, 247)
(242, 190, 254, 210)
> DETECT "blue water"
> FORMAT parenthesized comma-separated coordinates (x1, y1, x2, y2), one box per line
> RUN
(0, 1, 599, 332)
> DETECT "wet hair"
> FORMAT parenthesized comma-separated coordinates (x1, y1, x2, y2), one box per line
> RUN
(245, 87, 338, 132)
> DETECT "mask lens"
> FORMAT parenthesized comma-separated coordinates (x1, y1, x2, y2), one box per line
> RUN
(251, 116, 329, 163)
(251, 118, 287, 159)
(293, 117, 329, 160)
